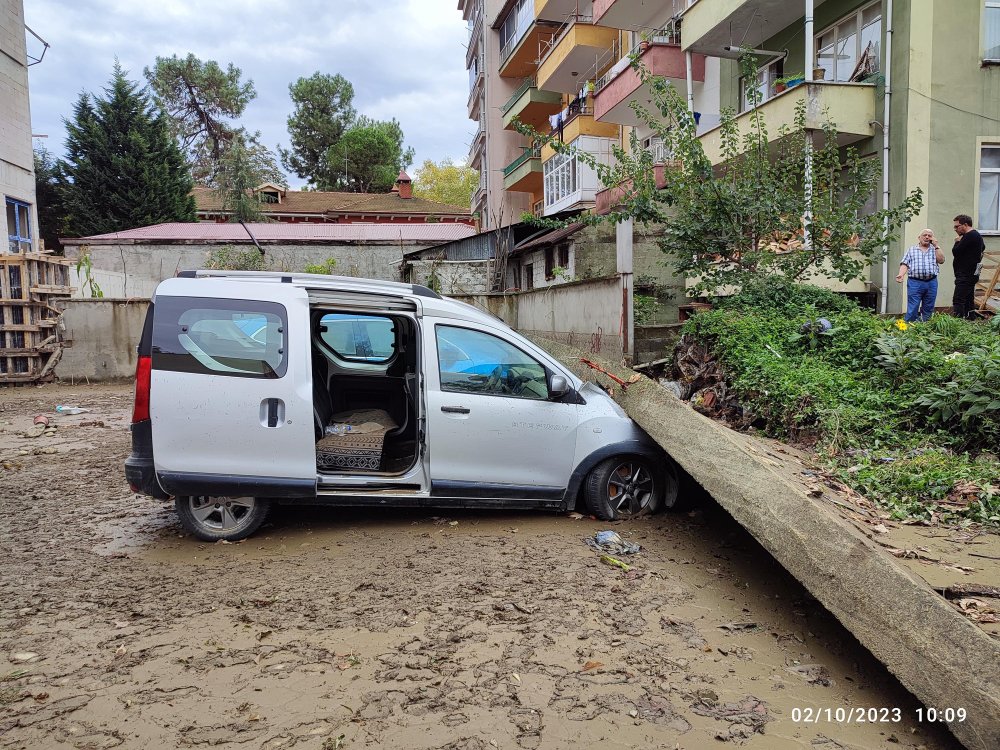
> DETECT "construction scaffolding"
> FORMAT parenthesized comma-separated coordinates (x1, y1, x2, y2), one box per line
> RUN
(975, 250, 999, 317)
(0, 252, 73, 385)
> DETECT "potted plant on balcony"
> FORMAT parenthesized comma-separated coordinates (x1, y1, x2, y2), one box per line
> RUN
(638, 32, 651, 53)
(775, 73, 804, 91)
(813, 65, 827, 81)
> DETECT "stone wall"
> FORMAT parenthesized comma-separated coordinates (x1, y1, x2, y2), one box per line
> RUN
(65, 242, 419, 298)
(407, 259, 490, 295)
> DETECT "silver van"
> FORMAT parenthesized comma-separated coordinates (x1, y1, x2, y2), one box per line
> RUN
(125, 271, 678, 541)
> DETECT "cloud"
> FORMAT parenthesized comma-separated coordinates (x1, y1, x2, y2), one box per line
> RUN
(25, 0, 472, 186)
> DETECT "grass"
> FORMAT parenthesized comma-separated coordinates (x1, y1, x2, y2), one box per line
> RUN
(682, 278, 1000, 527)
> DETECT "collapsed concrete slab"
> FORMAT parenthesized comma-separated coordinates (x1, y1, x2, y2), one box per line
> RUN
(533, 338, 1000, 750)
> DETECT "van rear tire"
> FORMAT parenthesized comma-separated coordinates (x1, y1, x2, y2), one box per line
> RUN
(174, 496, 271, 542)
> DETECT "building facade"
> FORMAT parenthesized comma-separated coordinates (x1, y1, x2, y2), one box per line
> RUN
(1, 0, 37, 255)
(464, 0, 1000, 317)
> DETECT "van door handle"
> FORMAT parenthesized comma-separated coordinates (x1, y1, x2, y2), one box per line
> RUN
(441, 405, 470, 414)
(261, 398, 284, 427)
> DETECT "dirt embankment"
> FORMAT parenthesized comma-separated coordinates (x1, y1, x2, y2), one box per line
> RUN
(1, 385, 961, 749)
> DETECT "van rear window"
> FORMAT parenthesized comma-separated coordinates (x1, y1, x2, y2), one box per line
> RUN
(152, 296, 287, 378)
(318, 313, 396, 363)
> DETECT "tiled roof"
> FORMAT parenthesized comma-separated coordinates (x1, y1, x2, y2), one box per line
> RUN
(192, 187, 471, 217)
(62, 222, 476, 245)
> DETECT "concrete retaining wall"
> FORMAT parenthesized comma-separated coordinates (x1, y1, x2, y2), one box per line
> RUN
(56, 298, 149, 381)
(408, 259, 490, 295)
(530, 337, 1000, 750)
(516, 276, 623, 361)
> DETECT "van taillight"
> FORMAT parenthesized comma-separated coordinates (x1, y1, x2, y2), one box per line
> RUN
(132, 355, 152, 423)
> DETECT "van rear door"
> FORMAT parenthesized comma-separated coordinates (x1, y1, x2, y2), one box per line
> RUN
(149, 277, 315, 499)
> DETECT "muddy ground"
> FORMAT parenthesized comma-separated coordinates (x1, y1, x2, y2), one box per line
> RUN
(0, 384, 964, 749)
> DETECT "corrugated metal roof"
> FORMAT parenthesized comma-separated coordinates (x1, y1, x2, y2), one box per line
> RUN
(63, 222, 477, 245)
(512, 222, 585, 253)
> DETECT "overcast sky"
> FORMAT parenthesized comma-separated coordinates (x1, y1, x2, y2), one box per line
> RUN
(25, 0, 472, 188)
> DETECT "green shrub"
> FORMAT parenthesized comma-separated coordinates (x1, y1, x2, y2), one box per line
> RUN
(304, 257, 338, 275)
(205, 245, 267, 271)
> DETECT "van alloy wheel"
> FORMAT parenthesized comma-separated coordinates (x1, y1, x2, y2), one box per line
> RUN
(606, 461, 655, 515)
(174, 495, 271, 542)
(583, 456, 663, 520)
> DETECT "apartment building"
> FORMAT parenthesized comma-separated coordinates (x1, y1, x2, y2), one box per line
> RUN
(680, 0, 1000, 314)
(461, 0, 719, 227)
(1, 0, 37, 255)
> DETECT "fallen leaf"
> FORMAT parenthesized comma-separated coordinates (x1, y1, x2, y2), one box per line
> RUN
(582, 660, 604, 671)
(248, 713, 261, 722)
(511, 673, 521, 683)
(256, 630, 272, 642)
(33, 692, 48, 702)
(114, 645, 128, 657)
(448, 521, 459, 527)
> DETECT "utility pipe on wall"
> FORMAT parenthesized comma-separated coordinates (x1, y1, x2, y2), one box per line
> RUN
(879, 0, 894, 314)
(685, 51, 695, 113)
(803, 0, 815, 252)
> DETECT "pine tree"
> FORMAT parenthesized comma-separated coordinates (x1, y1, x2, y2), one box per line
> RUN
(60, 63, 195, 237)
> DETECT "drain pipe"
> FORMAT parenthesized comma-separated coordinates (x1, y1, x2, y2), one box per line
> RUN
(685, 51, 695, 114)
(879, 0, 894, 314)
(803, 0, 815, 252)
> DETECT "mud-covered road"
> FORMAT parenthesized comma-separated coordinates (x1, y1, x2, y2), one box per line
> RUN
(0, 384, 961, 749)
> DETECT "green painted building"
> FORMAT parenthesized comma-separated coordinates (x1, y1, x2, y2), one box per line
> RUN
(680, 0, 1000, 313)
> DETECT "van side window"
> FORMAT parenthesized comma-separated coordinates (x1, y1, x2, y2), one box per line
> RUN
(319, 313, 396, 363)
(436, 325, 549, 400)
(152, 296, 287, 378)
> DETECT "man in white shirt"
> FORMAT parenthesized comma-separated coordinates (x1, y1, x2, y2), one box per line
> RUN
(895, 229, 944, 322)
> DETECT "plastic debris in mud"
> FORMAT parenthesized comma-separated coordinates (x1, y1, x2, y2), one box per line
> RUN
(586, 530, 641, 556)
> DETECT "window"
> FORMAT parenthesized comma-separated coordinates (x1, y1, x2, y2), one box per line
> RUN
(436, 325, 549, 400)
(319, 313, 396, 363)
(980, 145, 1000, 231)
(499, 0, 533, 62)
(558, 244, 570, 267)
(816, 2, 881, 83)
(543, 149, 578, 207)
(524, 263, 534, 290)
(987, 2, 1000, 60)
(739, 60, 782, 112)
(544, 247, 555, 279)
(5, 198, 32, 254)
(152, 296, 287, 378)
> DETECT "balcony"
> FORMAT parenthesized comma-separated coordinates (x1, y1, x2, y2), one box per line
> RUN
(503, 147, 543, 193)
(540, 100, 620, 160)
(465, 9, 483, 68)
(536, 20, 619, 94)
(468, 119, 486, 169)
(681, 0, 832, 56)
(594, 0, 668, 30)
(594, 42, 704, 126)
(594, 162, 671, 215)
(502, 78, 562, 131)
(499, 20, 562, 79)
(698, 82, 876, 166)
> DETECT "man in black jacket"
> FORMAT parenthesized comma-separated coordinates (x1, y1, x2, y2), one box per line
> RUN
(951, 214, 985, 319)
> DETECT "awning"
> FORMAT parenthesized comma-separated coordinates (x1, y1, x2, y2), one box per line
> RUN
(511, 222, 585, 255)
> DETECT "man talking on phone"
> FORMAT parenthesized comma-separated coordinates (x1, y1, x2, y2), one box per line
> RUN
(951, 214, 985, 319)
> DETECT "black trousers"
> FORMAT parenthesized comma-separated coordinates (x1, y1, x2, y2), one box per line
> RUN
(952, 273, 978, 319)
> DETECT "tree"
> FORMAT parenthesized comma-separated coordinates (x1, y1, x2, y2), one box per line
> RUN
(412, 158, 478, 206)
(214, 136, 282, 223)
(60, 63, 195, 238)
(324, 116, 415, 192)
(33, 147, 65, 252)
(144, 53, 282, 185)
(516, 53, 923, 297)
(280, 72, 356, 186)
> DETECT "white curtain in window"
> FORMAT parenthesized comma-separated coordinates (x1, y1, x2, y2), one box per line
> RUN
(980, 172, 1000, 230)
(986, 4, 1000, 59)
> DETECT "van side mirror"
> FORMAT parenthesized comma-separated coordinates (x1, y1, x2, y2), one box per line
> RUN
(549, 374, 571, 399)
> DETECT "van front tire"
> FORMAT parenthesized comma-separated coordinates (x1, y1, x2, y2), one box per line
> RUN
(584, 456, 673, 520)
(174, 496, 271, 542)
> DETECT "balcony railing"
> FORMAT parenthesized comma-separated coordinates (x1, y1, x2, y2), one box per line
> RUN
(503, 146, 541, 177)
(594, 28, 682, 94)
(502, 77, 536, 116)
(548, 98, 592, 137)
